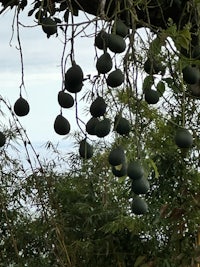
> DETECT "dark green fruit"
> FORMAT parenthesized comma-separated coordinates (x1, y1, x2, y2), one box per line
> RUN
(58, 91, 74, 108)
(54, 114, 70, 135)
(106, 69, 124, 87)
(65, 64, 84, 93)
(144, 89, 159, 104)
(112, 19, 128, 38)
(90, 96, 107, 117)
(107, 34, 126, 53)
(14, 97, 30, 117)
(94, 30, 109, 50)
(189, 81, 200, 96)
(112, 162, 127, 177)
(175, 128, 193, 148)
(108, 146, 126, 166)
(86, 117, 99, 135)
(41, 17, 57, 37)
(114, 115, 131, 136)
(79, 139, 93, 159)
(192, 45, 200, 59)
(95, 118, 111, 137)
(131, 178, 150, 195)
(0, 132, 6, 147)
(96, 52, 113, 74)
(182, 66, 199, 85)
(144, 58, 164, 75)
(127, 161, 144, 180)
(131, 197, 148, 215)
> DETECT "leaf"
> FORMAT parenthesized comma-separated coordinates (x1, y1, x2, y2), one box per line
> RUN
(148, 158, 159, 178)
(134, 255, 146, 267)
(157, 81, 165, 96)
(143, 75, 154, 92)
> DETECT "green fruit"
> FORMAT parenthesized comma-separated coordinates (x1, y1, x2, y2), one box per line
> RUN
(0, 132, 6, 147)
(58, 91, 74, 108)
(144, 58, 164, 75)
(107, 34, 126, 53)
(106, 69, 124, 87)
(112, 19, 128, 38)
(192, 45, 200, 59)
(127, 161, 144, 180)
(86, 117, 99, 135)
(108, 147, 126, 166)
(189, 82, 200, 97)
(94, 30, 109, 50)
(41, 17, 57, 37)
(65, 64, 84, 93)
(182, 66, 199, 85)
(54, 114, 70, 135)
(131, 178, 150, 195)
(96, 52, 113, 74)
(14, 97, 30, 117)
(95, 118, 111, 137)
(90, 96, 107, 117)
(112, 162, 127, 177)
(175, 128, 193, 148)
(144, 89, 159, 104)
(131, 197, 148, 215)
(79, 139, 93, 159)
(114, 115, 131, 136)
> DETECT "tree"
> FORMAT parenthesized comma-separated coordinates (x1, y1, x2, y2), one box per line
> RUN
(0, 0, 200, 266)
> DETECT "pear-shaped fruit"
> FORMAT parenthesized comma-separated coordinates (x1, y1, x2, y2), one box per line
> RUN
(127, 161, 144, 180)
(106, 69, 124, 87)
(58, 91, 74, 108)
(14, 97, 30, 117)
(182, 66, 199, 85)
(175, 128, 193, 148)
(108, 146, 126, 166)
(86, 117, 99, 135)
(0, 132, 6, 147)
(90, 96, 107, 117)
(112, 19, 128, 38)
(144, 89, 159, 104)
(95, 118, 111, 137)
(96, 52, 113, 74)
(54, 114, 70, 135)
(41, 17, 57, 37)
(107, 34, 126, 53)
(94, 30, 109, 50)
(131, 178, 150, 195)
(114, 115, 131, 136)
(79, 139, 93, 159)
(131, 196, 148, 215)
(144, 58, 164, 75)
(112, 162, 127, 177)
(65, 64, 84, 93)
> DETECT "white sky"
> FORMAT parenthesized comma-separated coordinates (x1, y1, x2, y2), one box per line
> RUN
(0, 5, 96, 143)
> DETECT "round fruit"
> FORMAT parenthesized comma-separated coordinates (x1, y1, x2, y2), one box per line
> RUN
(14, 97, 30, 117)
(107, 34, 126, 53)
(0, 132, 6, 147)
(106, 69, 124, 87)
(86, 117, 99, 135)
(65, 64, 84, 93)
(175, 128, 193, 148)
(131, 178, 150, 195)
(58, 91, 74, 108)
(114, 115, 131, 136)
(79, 139, 93, 159)
(131, 197, 148, 215)
(182, 65, 199, 85)
(127, 161, 144, 180)
(94, 30, 109, 50)
(54, 114, 70, 135)
(192, 45, 200, 59)
(144, 58, 164, 75)
(41, 17, 57, 37)
(112, 162, 127, 177)
(144, 89, 159, 104)
(90, 96, 107, 117)
(189, 81, 200, 96)
(95, 118, 111, 138)
(96, 52, 113, 74)
(108, 146, 126, 166)
(112, 19, 128, 38)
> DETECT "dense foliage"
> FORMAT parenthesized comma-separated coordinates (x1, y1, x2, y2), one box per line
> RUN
(0, 0, 200, 266)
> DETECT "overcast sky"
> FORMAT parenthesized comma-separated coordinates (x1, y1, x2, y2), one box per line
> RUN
(0, 5, 96, 144)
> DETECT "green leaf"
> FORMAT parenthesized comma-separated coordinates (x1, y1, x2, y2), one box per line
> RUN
(134, 255, 146, 267)
(143, 75, 154, 91)
(157, 81, 165, 96)
(148, 158, 159, 178)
